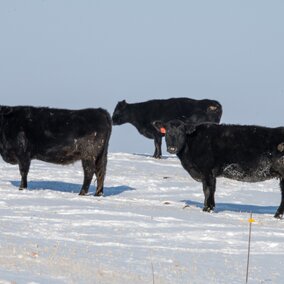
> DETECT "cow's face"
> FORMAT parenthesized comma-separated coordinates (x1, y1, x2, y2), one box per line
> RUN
(153, 120, 191, 154)
(112, 100, 129, 125)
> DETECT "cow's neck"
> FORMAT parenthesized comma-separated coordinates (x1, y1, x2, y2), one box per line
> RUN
(177, 142, 193, 169)
(177, 143, 187, 159)
(127, 104, 144, 129)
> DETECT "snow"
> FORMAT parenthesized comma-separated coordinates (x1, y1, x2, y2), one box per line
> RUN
(0, 152, 284, 283)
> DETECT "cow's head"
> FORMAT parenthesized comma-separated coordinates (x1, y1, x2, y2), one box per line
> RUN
(153, 120, 196, 154)
(112, 100, 129, 125)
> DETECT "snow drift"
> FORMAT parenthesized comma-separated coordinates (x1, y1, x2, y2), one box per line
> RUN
(0, 153, 283, 283)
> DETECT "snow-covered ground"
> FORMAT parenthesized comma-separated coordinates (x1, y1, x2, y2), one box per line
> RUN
(0, 152, 284, 284)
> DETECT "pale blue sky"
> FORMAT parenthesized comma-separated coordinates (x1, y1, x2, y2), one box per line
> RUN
(0, 1, 283, 154)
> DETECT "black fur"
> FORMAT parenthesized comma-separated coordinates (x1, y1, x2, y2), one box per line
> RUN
(112, 98, 222, 158)
(0, 105, 112, 196)
(153, 120, 284, 218)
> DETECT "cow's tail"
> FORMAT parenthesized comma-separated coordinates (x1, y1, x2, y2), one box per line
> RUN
(207, 100, 223, 123)
(216, 101, 223, 123)
(94, 110, 112, 196)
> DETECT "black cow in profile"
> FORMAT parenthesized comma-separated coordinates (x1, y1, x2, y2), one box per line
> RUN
(112, 98, 222, 158)
(153, 120, 284, 218)
(0, 106, 112, 196)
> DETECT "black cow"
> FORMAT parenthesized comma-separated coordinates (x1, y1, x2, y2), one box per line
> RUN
(112, 98, 222, 158)
(0, 106, 112, 196)
(153, 120, 284, 218)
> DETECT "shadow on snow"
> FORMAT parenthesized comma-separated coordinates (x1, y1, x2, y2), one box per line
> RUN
(132, 153, 173, 160)
(10, 180, 135, 197)
(182, 199, 278, 215)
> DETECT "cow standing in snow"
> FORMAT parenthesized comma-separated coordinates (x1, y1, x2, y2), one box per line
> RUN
(0, 106, 112, 196)
(112, 98, 222, 158)
(153, 120, 284, 218)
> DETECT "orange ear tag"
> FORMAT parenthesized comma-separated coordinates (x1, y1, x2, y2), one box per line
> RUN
(160, 127, 166, 134)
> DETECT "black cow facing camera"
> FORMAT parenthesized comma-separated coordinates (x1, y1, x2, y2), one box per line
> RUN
(153, 120, 284, 218)
(112, 98, 222, 158)
(0, 106, 112, 196)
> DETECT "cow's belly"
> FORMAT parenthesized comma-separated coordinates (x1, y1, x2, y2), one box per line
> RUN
(36, 152, 81, 165)
(0, 148, 19, 165)
(35, 137, 101, 164)
(221, 160, 274, 182)
(139, 130, 154, 139)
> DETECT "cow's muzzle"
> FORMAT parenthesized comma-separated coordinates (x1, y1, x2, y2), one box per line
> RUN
(167, 146, 178, 154)
(111, 116, 120, 125)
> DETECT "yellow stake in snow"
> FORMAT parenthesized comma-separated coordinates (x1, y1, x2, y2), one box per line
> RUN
(248, 217, 255, 223)
(246, 212, 255, 283)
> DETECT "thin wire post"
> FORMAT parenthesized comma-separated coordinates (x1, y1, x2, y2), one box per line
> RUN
(246, 212, 254, 283)
(151, 262, 155, 284)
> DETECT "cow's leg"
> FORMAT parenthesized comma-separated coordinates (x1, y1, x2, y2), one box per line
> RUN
(94, 151, 108, 196)
(79, 159, 95, 196)
(18, 158, 31, 190)
(153, 136, 162, 159)
(17, 132, 30, 190)
(202, 175, 216, 212)
(274, 178, 284, 218)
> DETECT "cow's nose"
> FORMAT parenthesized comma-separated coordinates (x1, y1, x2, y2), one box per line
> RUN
(111, 116, 119, 125)
(167, 146, 177, 154)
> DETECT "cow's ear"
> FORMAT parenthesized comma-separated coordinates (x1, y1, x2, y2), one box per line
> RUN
(117, 100, 127, 109)
(152, 121, 166, 134)
(185, 124, 196, 135)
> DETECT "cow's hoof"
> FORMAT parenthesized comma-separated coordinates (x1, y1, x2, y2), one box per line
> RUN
(274, 212, 283, 219)
(203, 206, 214, 212)
(95, 191, 103, 197)
(153, 155, 161, 159)
(19, 186, 27, 191)
(79, 191, 87, 196)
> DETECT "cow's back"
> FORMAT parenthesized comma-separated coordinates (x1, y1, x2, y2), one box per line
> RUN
(192, 124, 284, 156)
(132, 98, 222, 123)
